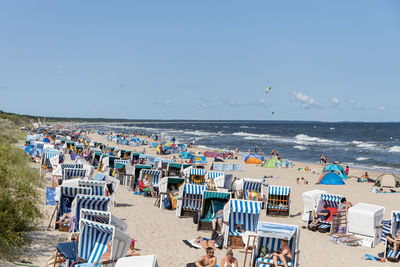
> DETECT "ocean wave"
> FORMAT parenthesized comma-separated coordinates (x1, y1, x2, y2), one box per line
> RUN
(389, 146, 400, 153)
(294, 145, 308, 150)
(240, 126, 249, 129)
(349, 140, 377, 149)
(294, 134, 336, 145)
(356, 157, 370, 161)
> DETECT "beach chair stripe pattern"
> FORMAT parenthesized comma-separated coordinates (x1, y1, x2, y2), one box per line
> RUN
(78, 180, 106, 196)
(73, 195, 111, 232)
(61, 163, 83, 172)
(203, 191, 230, 200)
(229, 200, 262, 236)
(268, 185, 290, 196)
(256, 237, 295, 267)
(243, 180, 263, 200)
(79, 219, 113, 263)
(81, 209, 111, 225)
(320, 193, 342, 208)
(190, 168, 206, 176)
(61, 186, 92, 197)
(43, 149, 62, 159)
(381, 219, 391, 243)
(207, 171, 224, 179)
(63, 168, 87, 180)
(141, 169, 162, 185)
(182, 184, 207, 211)
(386, 211, 400, 259)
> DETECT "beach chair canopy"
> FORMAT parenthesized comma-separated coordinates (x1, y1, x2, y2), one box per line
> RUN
(115, 159, 129, 169)
(43, 149, 62, 159)
(80, 208, 127, 232)
(257, 221, 297, 239)
(71, 194, 111, 232)
(190, 168, 206, 176)
(320, 193, 342, 208)
(63, 168, 86, 180)
(203, 191, 230, 200)
(207, 171, 224, 179)
(268, 185, 291, 196)
(78, 180, 107, 196)
(78, 219, 130, 263)
(168, 163, 182, 169)
(184, 184, 207, 195)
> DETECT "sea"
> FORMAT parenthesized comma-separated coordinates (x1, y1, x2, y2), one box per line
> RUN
(82, 121, 400, 174)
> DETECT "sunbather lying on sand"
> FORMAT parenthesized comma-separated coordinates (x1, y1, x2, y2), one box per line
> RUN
(194, 237, 216, 249)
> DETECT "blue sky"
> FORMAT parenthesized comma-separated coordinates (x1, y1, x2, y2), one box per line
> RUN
(0, 0, 399, 121)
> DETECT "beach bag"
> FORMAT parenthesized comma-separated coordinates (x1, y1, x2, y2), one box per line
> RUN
(215, 234, 224, 248)
(211, 230, 219, 241)
(164, 196, 171, 209)
(193, 212, 199, 224)
(259, 246, 274, 259)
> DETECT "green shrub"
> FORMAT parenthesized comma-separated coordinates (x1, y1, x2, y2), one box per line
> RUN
(0, 118, 43, 258)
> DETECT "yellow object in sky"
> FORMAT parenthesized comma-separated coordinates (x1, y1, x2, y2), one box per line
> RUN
(265, 86, 271, 94)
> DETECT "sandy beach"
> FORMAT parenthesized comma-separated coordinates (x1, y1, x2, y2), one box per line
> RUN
(20, 132, 400, 267)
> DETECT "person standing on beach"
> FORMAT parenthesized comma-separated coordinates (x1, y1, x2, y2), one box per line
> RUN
(320, 153, 325, 164)
(345, 166, 349, 176)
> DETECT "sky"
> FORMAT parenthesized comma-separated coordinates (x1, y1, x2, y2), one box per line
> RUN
(0, 0, 399, 121)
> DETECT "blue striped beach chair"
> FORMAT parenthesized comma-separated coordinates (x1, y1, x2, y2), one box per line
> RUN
(56, 186, 92, 228)
(206, 171, 225, 190)
(78, 180, 107, 196)
(43, 149, 62, 160)
(71, 194, 111, 232)
(266, 186, 291, 217)
(77, 219, 130, 265)
(80, 208, 127, 232)
(189, 168, 206, 184)
(243, 179, 263, 200)
(307, 193, 342, 233)
(253, 221, 299, 267)
(176, 183, 207, 217)
(63, 168, 87, 180)
(140, 169, 162, 187)
(385, 211, 400, 260)
(222, 199, 262, 247)
(381, 219, 391, 243)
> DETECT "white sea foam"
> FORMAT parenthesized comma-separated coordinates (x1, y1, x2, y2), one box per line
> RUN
(389, 146, 400, 153)
(294, 134, 336, 145)
(356, 157, 370, 161)
(294, 145, 308, 150)
(349, 140, 377, 149)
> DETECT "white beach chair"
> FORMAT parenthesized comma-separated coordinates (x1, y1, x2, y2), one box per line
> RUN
(80, 208, 127, 232)
(115, 255, 159, 267)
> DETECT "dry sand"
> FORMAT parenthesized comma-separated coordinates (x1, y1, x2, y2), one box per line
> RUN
(18, 132, 400, 267)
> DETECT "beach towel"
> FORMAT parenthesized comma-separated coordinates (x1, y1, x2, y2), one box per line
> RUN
(183, 238, 220, 249)
(46, 187, 56, 206)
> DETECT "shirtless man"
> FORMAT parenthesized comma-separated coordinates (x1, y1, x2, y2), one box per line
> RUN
(272, 240, 292, 267)
(195, 247, 217, 267)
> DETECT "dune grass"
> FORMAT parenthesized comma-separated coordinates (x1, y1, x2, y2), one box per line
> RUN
(0, 118, 43, 258)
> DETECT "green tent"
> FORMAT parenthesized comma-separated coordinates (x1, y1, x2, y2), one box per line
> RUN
(263, 157, 281, 168)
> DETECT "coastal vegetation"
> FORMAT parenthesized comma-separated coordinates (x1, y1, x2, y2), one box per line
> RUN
(0, 113, 43, 258)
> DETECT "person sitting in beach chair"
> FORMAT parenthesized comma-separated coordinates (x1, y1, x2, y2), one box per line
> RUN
(308, 204, 330, 229)
(386, 229, 400, 260)
(272, 240, 292, 267)
(212, 209, 223, 232)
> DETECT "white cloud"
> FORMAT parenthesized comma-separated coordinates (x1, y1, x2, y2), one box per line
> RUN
(292, 91, 318, 109)
(348, 99, 356, 104)
(378, 106, 385, 111)
(201, 103, 215, 109)
(56, 69, 63, 75)
(154, 99, 173, 106)
(331, 97, 339, 105)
